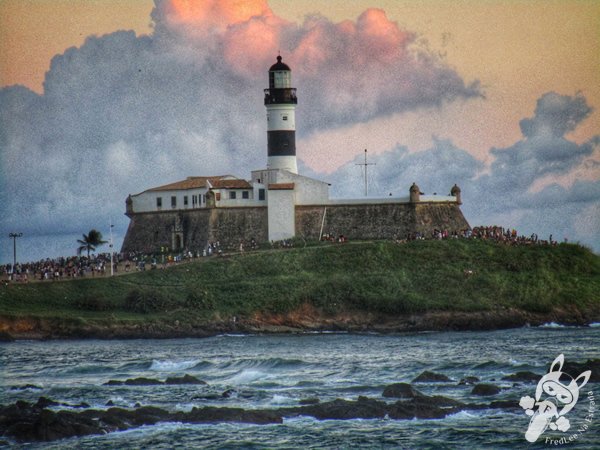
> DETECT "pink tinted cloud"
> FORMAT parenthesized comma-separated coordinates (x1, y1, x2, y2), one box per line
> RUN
(151, 0, 478, 130)
(156, 0, 272, 31)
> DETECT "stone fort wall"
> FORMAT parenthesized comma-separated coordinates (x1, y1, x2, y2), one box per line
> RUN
(296, 203, 469, 240)
(121, 202, 469, 253)
(121, 207, 268, 254)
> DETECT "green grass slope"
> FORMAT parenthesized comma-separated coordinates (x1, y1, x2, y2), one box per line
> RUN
(1, 240, 599, 334)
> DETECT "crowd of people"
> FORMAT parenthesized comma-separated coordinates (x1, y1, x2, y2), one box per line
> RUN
(1, 253, 120, 283)
(400, 225, 561, 246)
(2, 226, 565, 284)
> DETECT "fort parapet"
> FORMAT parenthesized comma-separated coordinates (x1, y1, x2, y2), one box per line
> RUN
(121, 195, 469, 253)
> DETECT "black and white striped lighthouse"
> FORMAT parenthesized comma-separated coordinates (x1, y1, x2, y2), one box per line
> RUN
(264, 55, 298, 174)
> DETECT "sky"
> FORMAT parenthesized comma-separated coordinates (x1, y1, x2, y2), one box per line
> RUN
(0, 0, 599, 263)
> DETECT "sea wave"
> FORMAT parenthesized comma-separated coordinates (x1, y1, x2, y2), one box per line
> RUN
(150, 360, 201, 372)
(226, 369, 270, 384)
(589, 322, 600, 328)
(218, 357, 309, 371)
(539, 322, 567, 328)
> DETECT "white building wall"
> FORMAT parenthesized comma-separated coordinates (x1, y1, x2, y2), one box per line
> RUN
(250, 169, 329, 205)
(215, 189, 265, 207)
(268, 189, 295, 241)
(131, 188, 209, 213)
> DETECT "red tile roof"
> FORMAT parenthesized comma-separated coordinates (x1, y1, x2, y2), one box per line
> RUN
(211, 179, 252, 189)
(145, 175, 251, 192)
(268, 183, 295, 190)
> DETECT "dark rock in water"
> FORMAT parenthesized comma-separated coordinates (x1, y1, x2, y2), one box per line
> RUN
(501, 371, 540, 383)
(134, 403, 141, 408)
(471, 384, 500, 396)
(0, 400, 102, 442)
(10, 384, 42, 391)
(165, 374, 207, 385)
(284, 394, 463, 421)
(222, 389, 237, 398)
(458, 376, 480, 385)
(104, 377, 164, 386)
(36, 397, 60, 408)
(490, 400, 519, 409)
(299, 397, 320, 405)
(382, 383, 422, 399)
(1, 391, 513, 444)
(72, 402, 90, 409)
(105, 375, 207, 386)
(289, 396, 388, 420)
(179, 406, 283, 425)
(105, 400, 115, 407)
(563, 359, 600, 382)
(192, 393, 222, 400)
(125, 377, 164, 386)
(412, 371, 451, 383)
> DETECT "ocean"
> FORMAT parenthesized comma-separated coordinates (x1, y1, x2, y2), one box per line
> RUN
(1, 326, 599, 449)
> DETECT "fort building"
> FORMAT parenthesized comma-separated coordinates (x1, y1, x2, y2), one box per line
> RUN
(121, 56, 469, 253)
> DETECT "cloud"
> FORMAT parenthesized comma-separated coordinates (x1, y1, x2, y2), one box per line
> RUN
(0, 0, 480, 244)
(520, 92, 593, 138)
(325, 138, 483, 199)
(322, 92, 600, 249)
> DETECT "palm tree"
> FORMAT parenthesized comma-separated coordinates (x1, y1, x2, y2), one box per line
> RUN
(77, 229, 108, 258)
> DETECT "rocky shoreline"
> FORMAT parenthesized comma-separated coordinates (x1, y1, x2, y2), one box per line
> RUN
(0, 306, 598, 341)
(0, 374, 523, 444)
(3, 361, 598, 444)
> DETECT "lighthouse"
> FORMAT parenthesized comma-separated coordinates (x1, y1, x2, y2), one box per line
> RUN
(264, 55, 298, 174)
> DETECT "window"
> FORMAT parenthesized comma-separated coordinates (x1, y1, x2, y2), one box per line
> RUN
(242, 191, 249, 199)
(229, 191, 237, 200)
(156, 197, 162, 209)
(259, 189, 265, 201)
(202, 194, 206, 204)
(184, 196, 188, 206)
(282, 115, 288, 121)
(192, 195, 197, 206)
(215, 193, 221, 201)
(171, 196, 177, 208)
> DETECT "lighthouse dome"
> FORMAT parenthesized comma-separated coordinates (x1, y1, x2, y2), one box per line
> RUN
(269, 55, 291, 71)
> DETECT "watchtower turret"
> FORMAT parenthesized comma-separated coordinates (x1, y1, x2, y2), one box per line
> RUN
(450, 184, 462, 204)
(409, 182, 421, 203)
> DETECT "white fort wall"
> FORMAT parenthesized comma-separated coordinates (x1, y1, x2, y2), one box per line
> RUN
(131, 188, 209, 213)
(267, 189, 295, 241)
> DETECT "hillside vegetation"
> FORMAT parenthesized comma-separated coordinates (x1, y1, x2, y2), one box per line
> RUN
(1, 240, 599, 337)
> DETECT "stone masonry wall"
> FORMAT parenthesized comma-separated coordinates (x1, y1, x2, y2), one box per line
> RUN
(121, 207, 268, 254)
(296, 202, 469, 240)
(122, 202, 469, 253)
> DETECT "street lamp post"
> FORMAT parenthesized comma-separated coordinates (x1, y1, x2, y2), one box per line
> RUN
(8, 232, 23, 279)
(109, 220, 114, 277)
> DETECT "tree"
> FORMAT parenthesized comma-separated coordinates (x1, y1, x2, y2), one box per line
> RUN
(77, 229, 107, 258)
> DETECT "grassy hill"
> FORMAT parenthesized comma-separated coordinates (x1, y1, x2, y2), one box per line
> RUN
(1, 239, 599, 338)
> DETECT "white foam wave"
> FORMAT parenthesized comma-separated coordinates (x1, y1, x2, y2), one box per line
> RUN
(150, 359, 200, 372)
(227, 369, 268, 384)
(539, 322, 566, 328)
(270, 394, 292, 405)
(589, 322, 600, 328)
(445, 410, 480, 420)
